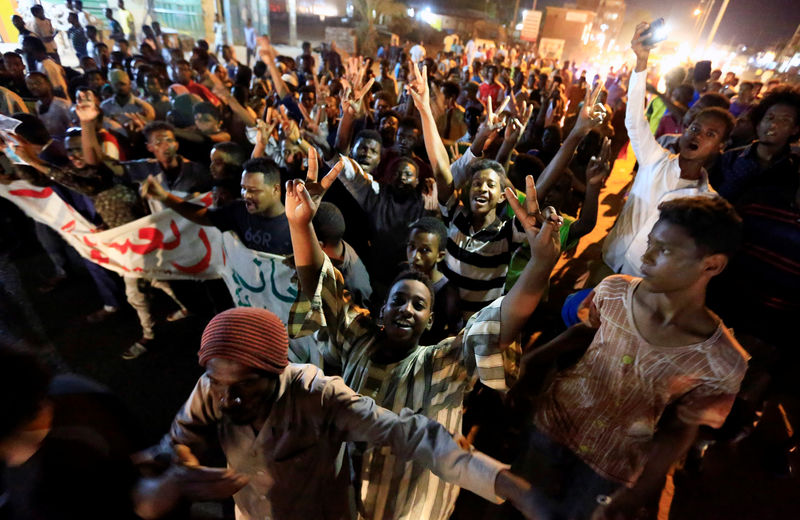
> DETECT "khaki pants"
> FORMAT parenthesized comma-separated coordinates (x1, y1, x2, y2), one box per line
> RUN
(123, 277, 186, 339)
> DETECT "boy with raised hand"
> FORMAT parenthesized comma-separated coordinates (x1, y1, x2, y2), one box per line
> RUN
(509, 196, 750, 520)
(601, 22, 736, 279)
(286, 153, 563, 519)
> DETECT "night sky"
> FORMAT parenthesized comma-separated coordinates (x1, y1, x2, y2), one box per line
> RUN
(533, 0, 799, 49)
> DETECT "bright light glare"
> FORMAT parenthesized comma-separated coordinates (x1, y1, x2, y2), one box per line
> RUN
(407, 7, 415, 17)
(515, 23, 523, 31)
(693, 8, 702, 16)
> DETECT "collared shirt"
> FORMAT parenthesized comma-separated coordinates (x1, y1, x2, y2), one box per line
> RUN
(288, 257, 517, 520)
(535, 275, 748, 485)
(602, 70, 716, 277)
(168, 364, 506, 520)
(100, 95, 154, 124)
(32, 17, 57, 53)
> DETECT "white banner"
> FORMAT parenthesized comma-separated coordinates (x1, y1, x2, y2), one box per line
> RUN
(0, 180, 299, 323)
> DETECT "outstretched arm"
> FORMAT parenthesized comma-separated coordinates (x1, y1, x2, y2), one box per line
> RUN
(568, 137, 611, 242)
(499, 176, 563, 349)
(140, 175, 213, 226)
(257, 36, 290, 99)
(406, 63, 454, 203)
(286, 148, 344, 300)
(536, 83, 605, 203)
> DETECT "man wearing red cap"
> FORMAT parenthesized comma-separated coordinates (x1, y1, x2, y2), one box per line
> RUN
(133, 307, 548, 519)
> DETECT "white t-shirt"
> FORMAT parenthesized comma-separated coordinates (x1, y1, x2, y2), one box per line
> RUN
(409, 44, 426, 63)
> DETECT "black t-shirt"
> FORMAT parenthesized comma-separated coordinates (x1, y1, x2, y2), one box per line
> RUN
(208, 201, 292, 254)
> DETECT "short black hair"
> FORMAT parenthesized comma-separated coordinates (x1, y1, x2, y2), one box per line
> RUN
(696, 92, 730, 110)
(408, 216, 448, 251)
(508, 153, 545, 189)
(379, 110, 401, 123)
(398, 117, 420, 132)
(441, 81, 460, 99)
(657, 196, 742, 258)
(313, 202, 346, 245)
(373, 90, 394, 105)
(389, 270, 435, 308)
(467, 158, 506, 181)
(0, 344, 52, 441)
(694, 107, 736, 140)
(355, 129, 382, 145)
(242, 157, 280, 185)
(143, 121, 176, 141)
(25, 71, 49, 84)
(192, 101, 220, 119)
(212, 141, 247, 165)
(748, 85, 800, 141)
(12, 112, 50, 145)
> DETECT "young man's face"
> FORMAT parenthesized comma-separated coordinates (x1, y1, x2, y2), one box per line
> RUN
(392, 161, 419, 192)
(678, 114, 726, 162)
(407, 229, 444, 275)
(25, 75, 51, 98)
(3, 55, 24, 77)
(352, 137, 382, 173)
(88, 73, 105, 91)
(145, 75, 163, 96)
(381, 279, 433, 345)
(172, 63, 193, 85)
(205, 358, 278, 426)
(299, 91, 315, 112)
(373, 98, 391, 118)
(394, 126, 419, 156)
(222, 46, 233, 61)
(379, 115, 399, 145)
(469, 169, 504, 216)
(241, 171, 279, 214)
(111, 75, 131, 96)
(639, 219, 720, 293)
(756, 104, 799, 148)
(209, 148, 235, 179)
(146, 129, 179, 164)
(65, 136, 85, 169)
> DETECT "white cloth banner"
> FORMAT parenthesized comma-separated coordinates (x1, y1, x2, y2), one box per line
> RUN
(0, 181, 299, 323)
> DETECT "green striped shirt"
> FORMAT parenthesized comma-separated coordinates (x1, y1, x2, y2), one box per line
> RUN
(288, 256, 519, 520)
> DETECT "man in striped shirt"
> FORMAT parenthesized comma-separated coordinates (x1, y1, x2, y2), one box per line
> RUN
(285, 159, 563, 519)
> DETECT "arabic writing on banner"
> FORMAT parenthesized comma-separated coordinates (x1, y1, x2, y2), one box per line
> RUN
(0, 180, 300, 324)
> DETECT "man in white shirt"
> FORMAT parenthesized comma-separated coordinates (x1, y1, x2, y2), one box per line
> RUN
(30, 5, 58, 57)
(601, 22, 736, 277)
(22, 36, 70, 103)
(409, 41, 426, 63)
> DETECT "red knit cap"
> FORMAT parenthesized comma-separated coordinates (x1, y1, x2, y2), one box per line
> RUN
(198, 308, 289, 374)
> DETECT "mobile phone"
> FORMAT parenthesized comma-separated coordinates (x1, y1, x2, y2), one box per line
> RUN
(641, 18, 667, 47)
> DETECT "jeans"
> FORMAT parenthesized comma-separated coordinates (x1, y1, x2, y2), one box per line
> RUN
(509, 427, 622, 520)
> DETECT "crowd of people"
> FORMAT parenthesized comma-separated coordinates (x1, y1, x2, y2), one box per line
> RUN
(0, 4, 799, 520)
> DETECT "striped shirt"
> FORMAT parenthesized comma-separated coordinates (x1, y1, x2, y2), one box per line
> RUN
(288, 255, 518, 520)
(534, 275, 749, 485)
(440, 194, 526, 316)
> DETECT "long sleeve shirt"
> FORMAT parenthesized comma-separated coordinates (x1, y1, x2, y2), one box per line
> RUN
(168, 363, 507, 520)
(288, 256, 518, 520)
(602, 70, 715, 277)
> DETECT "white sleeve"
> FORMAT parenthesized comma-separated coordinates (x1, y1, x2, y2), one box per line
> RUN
(625, 71, 668, 168)
(451, 147, 480, 188)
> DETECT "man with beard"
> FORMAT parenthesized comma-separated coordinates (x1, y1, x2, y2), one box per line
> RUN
(335, 151, 432, 292)
(373, 117, 433, 185)
(141, 155, 299, 255)
(132, 308, 548, 520)
(25, 72, 71, 139)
